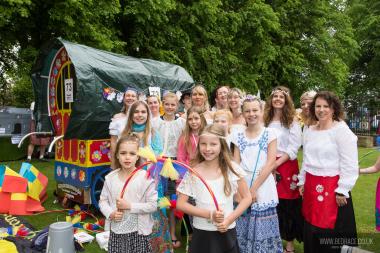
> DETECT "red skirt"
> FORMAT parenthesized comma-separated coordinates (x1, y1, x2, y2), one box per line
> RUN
(302, 172, 339, 229)
(30, 120, 50, 146)
(276, 159, 300, 199)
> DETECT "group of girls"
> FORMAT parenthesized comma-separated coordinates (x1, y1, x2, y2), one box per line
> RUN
(99, 84, 360, 253)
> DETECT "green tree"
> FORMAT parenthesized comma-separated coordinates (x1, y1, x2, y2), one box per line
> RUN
(346, 0, 380, 110)
(0, 0, 360, 107)
(0, 0, 123, 107)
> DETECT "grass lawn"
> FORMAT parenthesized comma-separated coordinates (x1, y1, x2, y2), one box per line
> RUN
(1, 147, 380, 252)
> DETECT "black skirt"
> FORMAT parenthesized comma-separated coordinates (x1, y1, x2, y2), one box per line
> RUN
(108, 231, 152, 253)
(277, 197, 304, 242)
(303, 193, 357, 253)
(190, 228, 240, 253)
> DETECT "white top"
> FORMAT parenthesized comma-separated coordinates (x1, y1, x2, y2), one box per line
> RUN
(230, 124, 246, 133)
(228, 124, 246, 149)
(206, 118, 214, 125)
(109, 115, 127, 136)
(231, 127, 279, 210)
(99, 169, 158, 235)
(177, 162, 246, 231)
(268, 120, 302, 160)
(152, 116, 186, 157)
(298, 121, 359, 198)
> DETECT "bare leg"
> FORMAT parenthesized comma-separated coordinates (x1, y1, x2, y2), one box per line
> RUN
(39, 145, 47, 158)
(169, 209, 181, 248)
(284, 240, 295, 252)
(27, 143, 35, 160)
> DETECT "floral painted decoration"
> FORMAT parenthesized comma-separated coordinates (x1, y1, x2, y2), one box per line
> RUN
(91, 150, 102, 162)
(103, 87, 124, 103)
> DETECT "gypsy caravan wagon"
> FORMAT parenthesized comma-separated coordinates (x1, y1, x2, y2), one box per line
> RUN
(30, 38, 194, 208)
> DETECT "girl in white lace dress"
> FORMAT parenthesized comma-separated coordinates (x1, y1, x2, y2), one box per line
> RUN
(177, 124, 251, 253)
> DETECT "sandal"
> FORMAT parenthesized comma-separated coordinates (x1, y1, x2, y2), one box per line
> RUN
(172, 239, 181, 249)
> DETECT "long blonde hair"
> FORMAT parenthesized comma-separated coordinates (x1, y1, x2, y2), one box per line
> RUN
(213, 109, 233, 134)
(181, 106, 207, 155)
(121, 101, 153, 147)
(300, 90, 317, 126)
(191, 84, 210, 112)
(192, 124, 239, 196)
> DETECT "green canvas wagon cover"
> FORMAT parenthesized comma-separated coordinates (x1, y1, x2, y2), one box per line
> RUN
(31, 38, 194, 139)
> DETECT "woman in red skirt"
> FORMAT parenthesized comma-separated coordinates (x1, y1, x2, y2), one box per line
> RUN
(264, 86, 303, 253)
(298, 91, 358, 253)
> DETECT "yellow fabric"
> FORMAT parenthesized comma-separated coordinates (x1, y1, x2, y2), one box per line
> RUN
(71, 215, 81, 224)
(158, 197, 171, 209)
(5, 167, 21, 177)
(0, 240, 18, 253)
(137, 146, 157, 163)
(29, 166, 40, 179)
(160, 158, 179, 180)
(27, 180, 44, 201)
(11, 193, 27, 201)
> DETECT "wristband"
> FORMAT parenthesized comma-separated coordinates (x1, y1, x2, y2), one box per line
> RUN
(335, 193, 345, 197)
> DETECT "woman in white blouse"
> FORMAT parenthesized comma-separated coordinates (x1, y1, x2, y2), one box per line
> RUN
(298, 91, 358, 253)
(109, 88, 138, 169)
(264, 86, 303, 252)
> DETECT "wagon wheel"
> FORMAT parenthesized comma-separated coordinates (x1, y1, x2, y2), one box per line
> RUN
(91, 168, 110, 210)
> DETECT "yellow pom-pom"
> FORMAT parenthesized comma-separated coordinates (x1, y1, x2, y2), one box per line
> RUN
(71, 215, 81, 224)
(160, 158, 179, 180)
(66, 216, 72, 222)
(138, 146, 157, 163)
(158, 197, 171, 209)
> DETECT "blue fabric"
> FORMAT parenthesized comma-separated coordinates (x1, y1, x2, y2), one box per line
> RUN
(132, 123, 146, 132)
(0, 165, 5, 187)
(150, 131, 163, 155)
(236, 207, 282, 253)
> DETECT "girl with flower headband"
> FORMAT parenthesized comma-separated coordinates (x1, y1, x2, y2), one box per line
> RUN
(231, 95, 283, 253)
(99, 134, 157, 253)
(191, 84, 214, 125)
(264, 86, 303, 252)
(177, 124, 251, 253)
(109, 87, 138, 169)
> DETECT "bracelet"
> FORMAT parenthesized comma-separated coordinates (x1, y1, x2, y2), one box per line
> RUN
(335, 193, 345, 197)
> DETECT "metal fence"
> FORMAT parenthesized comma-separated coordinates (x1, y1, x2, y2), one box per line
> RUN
(345, 106, 380, 136)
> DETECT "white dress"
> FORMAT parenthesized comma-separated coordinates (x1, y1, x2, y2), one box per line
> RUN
(230, 127, 278, 211)
(177, 162, 246, 231)
(267, 120, 301, 160)
(151, 116, 186, 158)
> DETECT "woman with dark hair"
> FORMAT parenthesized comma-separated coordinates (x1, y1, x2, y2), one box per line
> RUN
(264, 86, 303, 253)
(210, 85, 230, 111)
(298, 91, 359, 253)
